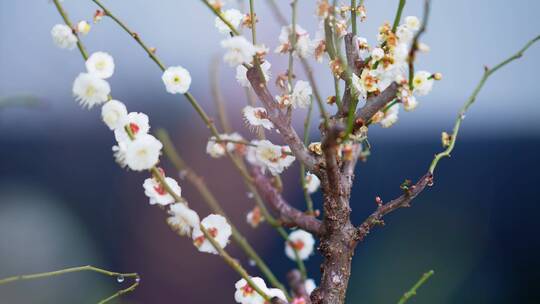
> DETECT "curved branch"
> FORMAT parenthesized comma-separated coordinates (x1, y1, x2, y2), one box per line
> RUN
(429, 34, 540, 175)
(251, 167, 323, 236)
(357, 173, 433, 241)
(247, 67, 321, 172)
(355, 82, 399, 127)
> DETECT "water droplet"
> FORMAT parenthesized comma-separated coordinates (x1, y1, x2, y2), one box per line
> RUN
(246, 192, 254, 199)
(135, 276, 141, 283)
(116, 275, 125, 283)
(248, 259, 256, 267)
(460, 113, 466, 120)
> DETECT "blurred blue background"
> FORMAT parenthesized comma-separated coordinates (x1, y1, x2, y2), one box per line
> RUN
(1, 0, 539, 303)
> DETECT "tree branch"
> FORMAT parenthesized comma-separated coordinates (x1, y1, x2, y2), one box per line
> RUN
(251, 167, 323, 236)
(357, 172, 433, 241)
(355, 82, 399, 127)
(247, 67, 321, 173)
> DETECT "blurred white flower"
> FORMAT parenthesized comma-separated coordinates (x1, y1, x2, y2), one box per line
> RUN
(167, 203, 200, 237)
(291, 80, 312, 109)
(72, 73, 110, 109)
(405, 16, 421, 31)
(192, 214, 232, 254)
(162, 66, 192, 94)
(285, 229, 315, 261)
(246, 206, 264, 228)
(85, 52, 115, 79)
(215, 9, 243, 34)
(379, 104, 399, 128)
(76, 20, 91, 35)
(412, 70, 434, 96)
(125, 134, 162, 171)
(222, 36, 256, 66)
(305, 172, 320, 194)
(304, 279, 316, 295)
(51, 24, 77, 50)
(371, 47, 385, 61)
(206, 136, 226, 158)
(101, 99, 127, 130)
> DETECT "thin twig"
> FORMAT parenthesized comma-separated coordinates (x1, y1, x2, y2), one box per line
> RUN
(210, 56, 232, 133)
(429, 35, 540, 175)
(391, 0, 406, 32)
(407, 0, 430, 90)
(397, 270, 435, 304)
(0, 265, 139, 304)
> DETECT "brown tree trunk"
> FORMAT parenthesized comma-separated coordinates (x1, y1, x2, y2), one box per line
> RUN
(311, 175, 358, 304)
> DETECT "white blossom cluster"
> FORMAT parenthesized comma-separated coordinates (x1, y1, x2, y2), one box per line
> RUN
(53, 25, 233, 256)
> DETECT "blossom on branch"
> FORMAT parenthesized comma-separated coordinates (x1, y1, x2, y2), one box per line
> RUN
(215, 9, 243, 34)
(72, 73, 110, 109)
(234, 277, 268, 304)
(125, 134, 162, 171)
(221, 36, 256, 66)
(167, 203, 200, 237)
(162, 66, 192, 94)
(243, 106, 274, 130)
(85, 51, 115, 79)
(51, 24, 77, 50)
(291, 80, 313, 109)
(285, 229, 315, 261)
(101, 99, 127, 130)
(192, 214, 232, 254)
(114, 112, 150, 142)
(143, 176, 182, 206)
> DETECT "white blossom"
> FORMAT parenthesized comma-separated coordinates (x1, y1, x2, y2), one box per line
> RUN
(192, 214, 232, 254)
(305, 172, 320, 194)
(101, 99, 127, 130)
(114, 112, 150, 143)
(85, 51, 115, 79)
(206, 136, 226, 158)
(236, 61, 271, 87)
(124, 134, 162, 171)
(222, 132, 245, 153)
(51, 24, 77, 50)
(351, 73, 367, 99)
(291, 80, 312, 109)
(242, 106, 274, 130)
(215, 9, 243, 34)
(77, 20, 91, 35)
(412, 70, 434, 96)
(285, 229, 315, 261)
(305, 279, 316, 295)
(167, 203, 200, 236)
(222, 36, 256, 66)
(234, 277, 268, 304)
(143, 176, 181, 206)
(379, 104, 399, 128)
(72, 73, 110, 109)
(250, 140, 295, 176)
(162, 66, 192, 94)
(275, 25, 314, 58)
(371, 47, 385, 61)
(405, 16, 421, 31)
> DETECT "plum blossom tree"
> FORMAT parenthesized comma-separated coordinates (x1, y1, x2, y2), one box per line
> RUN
(0, 0, 538, 304)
